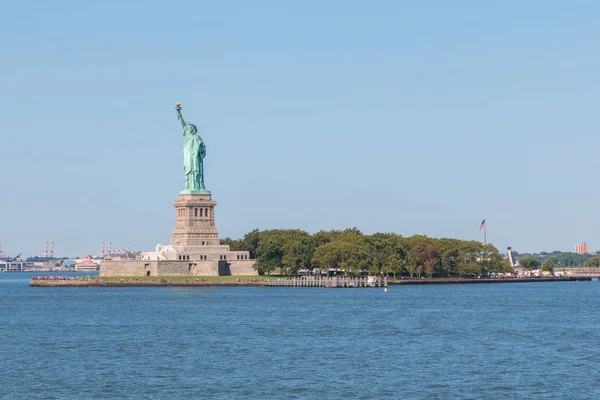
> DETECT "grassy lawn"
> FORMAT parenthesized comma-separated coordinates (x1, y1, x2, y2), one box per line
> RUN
(96, 275, 287, 281)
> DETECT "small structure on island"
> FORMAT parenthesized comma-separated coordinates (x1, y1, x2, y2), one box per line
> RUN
(100, 102, 257, 277)
(74, 254, 100, 272)
(61, 259, 77, 268)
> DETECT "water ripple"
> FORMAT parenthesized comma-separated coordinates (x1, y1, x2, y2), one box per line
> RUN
(1, 276, 600, 399)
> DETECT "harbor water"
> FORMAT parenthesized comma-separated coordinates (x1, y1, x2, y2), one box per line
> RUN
(1, 273, 600, 399)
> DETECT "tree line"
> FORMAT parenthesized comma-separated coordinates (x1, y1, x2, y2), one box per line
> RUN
(513, 250, 600, 269)
(222, 228, 512, 277)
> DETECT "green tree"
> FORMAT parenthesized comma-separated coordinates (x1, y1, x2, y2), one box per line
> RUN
(366, 233, 407, 278)
(437, 238, 467, 277)
(312, 230, 369, 275)
(240, 229, 260, 259)
(221, 237, 242, 250)
(254, 231, 284, 275)
(482, 244, 509, 273)
(222, 229, 260, 258)
(405, 252, 421, 278)
(254, 229, 315, 275)
(441, 248, 459, 277)
(519, 256, 540, 270)
(281, 230, 314, 275)
(381, 252, 406, 278)
(542, 259, 556, 272)
(458, 262, 482, 277)
(584, 256, 600, 268)
(498, 259, 514, 273)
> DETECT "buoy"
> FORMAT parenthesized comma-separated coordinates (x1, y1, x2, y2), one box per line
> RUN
(384, 287, 388, 292)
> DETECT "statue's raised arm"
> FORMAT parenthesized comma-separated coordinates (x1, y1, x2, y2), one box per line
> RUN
(175, 102, 186, 131)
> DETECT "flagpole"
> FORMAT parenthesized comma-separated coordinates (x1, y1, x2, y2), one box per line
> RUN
(479, 219, 488, 275)
(484, 221, 486, 247)
(484, 220, 489, 275)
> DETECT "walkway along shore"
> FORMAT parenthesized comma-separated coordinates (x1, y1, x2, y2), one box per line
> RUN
(29, 276, 592, 287)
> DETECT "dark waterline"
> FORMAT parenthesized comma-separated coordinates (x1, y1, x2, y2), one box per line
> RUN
(2, 272, 600, 399)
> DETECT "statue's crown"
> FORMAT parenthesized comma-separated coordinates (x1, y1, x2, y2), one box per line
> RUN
(186, 123, 197, 133)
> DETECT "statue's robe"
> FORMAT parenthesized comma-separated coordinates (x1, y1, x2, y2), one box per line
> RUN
(183, 133, 206, 191)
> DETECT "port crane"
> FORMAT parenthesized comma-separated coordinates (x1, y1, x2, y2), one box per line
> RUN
(2, 253, 23, 262)
(0, 242, 23, 261)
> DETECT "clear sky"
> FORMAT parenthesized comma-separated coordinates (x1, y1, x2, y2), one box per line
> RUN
(1, 0, 599, 257)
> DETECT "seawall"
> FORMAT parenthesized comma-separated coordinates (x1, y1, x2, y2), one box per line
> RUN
(30, 278, 266, 287)
(29, 276, 592, 287)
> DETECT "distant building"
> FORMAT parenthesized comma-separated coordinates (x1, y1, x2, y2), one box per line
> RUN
(74, 254, 100, 272)
(574, 242, 589, 255)
(0, 261, 34, 272)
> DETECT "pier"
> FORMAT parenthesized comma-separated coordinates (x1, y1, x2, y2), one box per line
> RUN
(266, 276, 387, 288)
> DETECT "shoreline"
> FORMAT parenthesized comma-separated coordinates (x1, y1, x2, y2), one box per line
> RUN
(388, 277, 593, 285)
(29, 276, 593, 287)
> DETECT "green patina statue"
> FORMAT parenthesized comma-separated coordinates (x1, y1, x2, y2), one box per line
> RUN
(175, 102, 209, 194)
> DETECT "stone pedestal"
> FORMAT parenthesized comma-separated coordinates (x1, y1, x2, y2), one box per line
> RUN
(101, 192, 257, 277)
(170, 194, 219, 246)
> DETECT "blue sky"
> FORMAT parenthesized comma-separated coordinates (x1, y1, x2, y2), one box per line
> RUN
(1, 0, 599, 257)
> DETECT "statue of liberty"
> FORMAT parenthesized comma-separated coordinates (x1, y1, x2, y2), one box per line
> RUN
(175, 102, 209, 194)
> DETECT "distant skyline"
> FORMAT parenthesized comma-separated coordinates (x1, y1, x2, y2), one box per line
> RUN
(1, 1, 600, 256)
